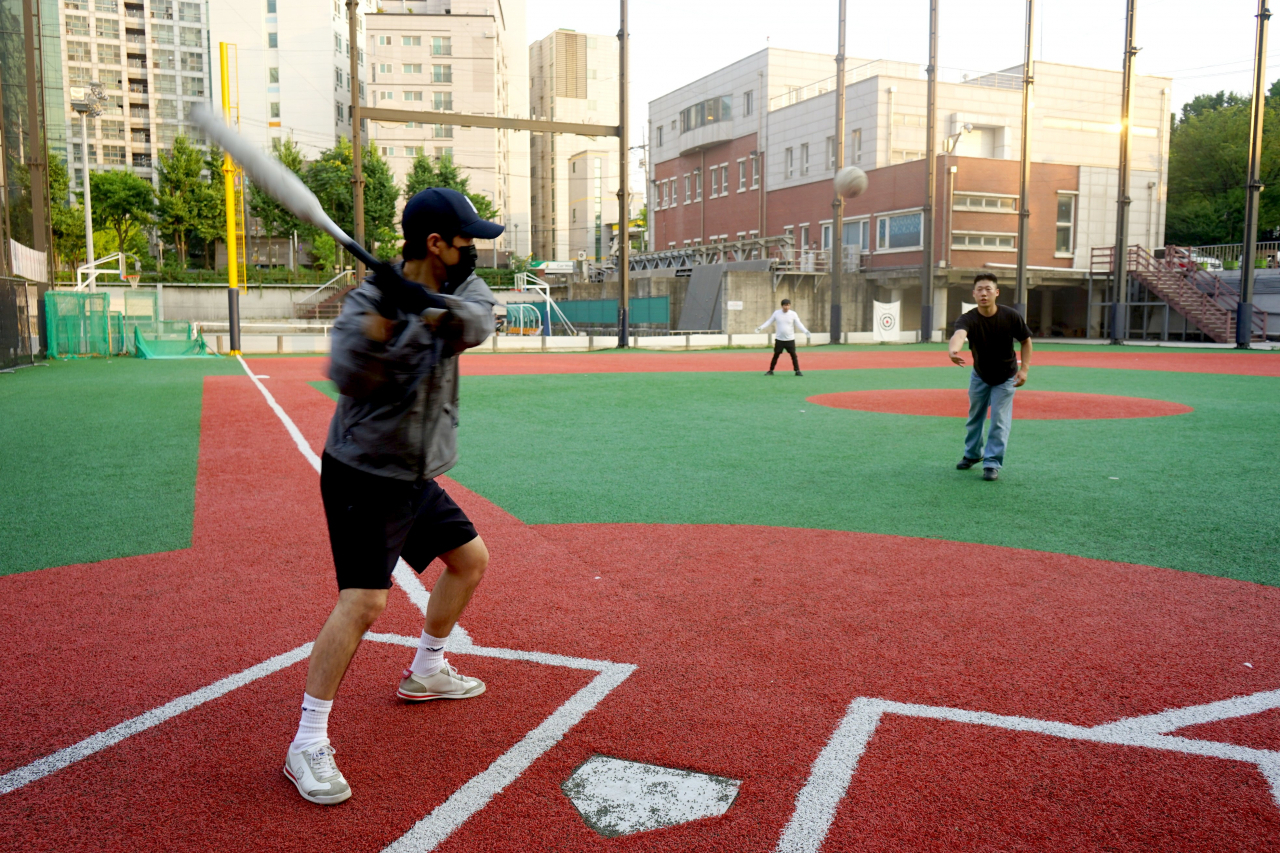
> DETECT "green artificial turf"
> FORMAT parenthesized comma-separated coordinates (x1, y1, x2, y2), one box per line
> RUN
(0, 357, 238, 576)
(427, 366, 1280, 586)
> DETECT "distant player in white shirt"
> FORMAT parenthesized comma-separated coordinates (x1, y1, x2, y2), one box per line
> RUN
(757, 298, 809, 376)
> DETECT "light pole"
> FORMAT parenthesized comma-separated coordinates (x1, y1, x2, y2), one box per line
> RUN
(69, 83, 105, 285)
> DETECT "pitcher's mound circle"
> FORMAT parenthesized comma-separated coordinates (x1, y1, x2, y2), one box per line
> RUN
(808, 389, 1193, 420)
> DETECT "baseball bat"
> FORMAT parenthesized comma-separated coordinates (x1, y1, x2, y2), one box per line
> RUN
(190, 104, 380, 273)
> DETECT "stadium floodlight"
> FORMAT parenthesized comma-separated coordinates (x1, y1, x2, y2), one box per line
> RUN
(69, 83, 107, 283)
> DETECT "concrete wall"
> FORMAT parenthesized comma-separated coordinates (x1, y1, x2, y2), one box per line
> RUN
(86, 283, 324, 322)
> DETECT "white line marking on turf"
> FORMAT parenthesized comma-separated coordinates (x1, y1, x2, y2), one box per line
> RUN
(0, 643, 313, 796)
(238, 355, 638, 851)
(775, 690, 1280, 853)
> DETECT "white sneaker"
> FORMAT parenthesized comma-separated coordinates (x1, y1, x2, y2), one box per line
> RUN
(283, 739, 352, 805)
(396, 660, 486, 702)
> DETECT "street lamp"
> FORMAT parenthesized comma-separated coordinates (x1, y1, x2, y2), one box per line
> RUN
(942, 123, 971, 270)
(69, 83, 106, 283)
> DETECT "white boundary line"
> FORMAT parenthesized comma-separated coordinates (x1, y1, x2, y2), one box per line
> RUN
(776, 691, 1280, 853)
(238, 357, 638, 852)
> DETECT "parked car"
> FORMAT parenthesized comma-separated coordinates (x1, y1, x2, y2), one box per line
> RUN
(1189, 252, 1224, 271)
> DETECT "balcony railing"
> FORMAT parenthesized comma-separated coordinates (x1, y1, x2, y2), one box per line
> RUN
(769, 59, 1021, 110)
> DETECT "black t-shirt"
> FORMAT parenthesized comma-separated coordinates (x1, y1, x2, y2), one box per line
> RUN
(956, 305, 1031, 386)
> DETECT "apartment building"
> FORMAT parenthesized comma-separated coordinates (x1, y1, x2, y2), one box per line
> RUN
(529, 28, 631, 262)
(58, 0, 214, 189)
(208, 0, 368, 159)
(648, 49, 1171, 335)
(364, 0, 529, 255)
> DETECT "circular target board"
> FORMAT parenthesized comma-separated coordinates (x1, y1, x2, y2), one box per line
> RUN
(808, 389, 1193, 420)
(877, 312, 897, 331)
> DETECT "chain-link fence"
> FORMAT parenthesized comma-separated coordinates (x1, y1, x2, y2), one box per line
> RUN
(0, 277, 37, 371)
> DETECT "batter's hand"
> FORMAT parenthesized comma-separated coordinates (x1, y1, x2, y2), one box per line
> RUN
(1015, 368, 1028, 387)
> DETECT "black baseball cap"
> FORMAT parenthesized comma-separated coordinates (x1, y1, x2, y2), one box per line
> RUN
(402, 188, 504, 250)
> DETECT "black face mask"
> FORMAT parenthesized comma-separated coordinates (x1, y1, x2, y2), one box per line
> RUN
(444, 244, 478, 291)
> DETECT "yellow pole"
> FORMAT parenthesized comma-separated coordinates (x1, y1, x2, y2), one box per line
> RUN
(219, 43, 241, 354)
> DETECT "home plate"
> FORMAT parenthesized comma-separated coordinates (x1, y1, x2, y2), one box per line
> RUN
(562, 755, 741, 837)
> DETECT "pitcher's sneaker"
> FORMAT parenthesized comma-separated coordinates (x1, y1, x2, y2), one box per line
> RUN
(397, 660, 486, 702)
(284, 739, 351, 805)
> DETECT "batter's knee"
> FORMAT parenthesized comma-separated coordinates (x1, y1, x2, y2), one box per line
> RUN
(445, 536, 489, 582)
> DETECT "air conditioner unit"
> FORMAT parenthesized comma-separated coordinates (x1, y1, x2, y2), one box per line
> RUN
(577, 251, 586, 261)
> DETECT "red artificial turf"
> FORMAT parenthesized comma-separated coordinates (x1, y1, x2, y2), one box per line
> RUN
(4, 369, 1280, 852)
(244, 348, 1280, 381)
(806, 389, 1195, 419)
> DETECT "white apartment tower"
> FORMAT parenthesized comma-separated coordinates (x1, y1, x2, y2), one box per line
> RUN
(208, 0, 369, 159)
(529, 29, 618, 262)
(57, 0, 215, 188)
(364, 0, 530, 256)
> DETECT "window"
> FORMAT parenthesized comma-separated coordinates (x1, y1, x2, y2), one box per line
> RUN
(178, 1, 200, 22)
(66, 14, 90, 36)
(892, 150, 926, 163)
(1056, 193, 1076, 255)
(894, 113, 926, 127)
(954, 193, 1016, 212)
(180, 27, 201, 47)
(432, 36, 451, 55)
(377, 35, 390, 45)
(100, 69, 122, 89)
(432, 65, 451, 83)
(64, 0, 86, 10)
(180, 52, 202, 72)
(379, 63, 391, 74)
(96, 0, 116, 10)
(335, 101, 342, 121)
(738, 160, 746, 191)
(103, 95, 124, 115)
(267, 0, 276, 11)
(404, 91, 422, 101)
(152, 49, 174, 70)
(744, 89, 753, 117)
(826, 136, 836, 170)
(268, 67, 279, 84)
(851, 129, 862, 165)
(102, 145, 126, 165)
(378, 90, 390, 100)
(99, 43, 121, 64)
(720, 164, 728, 195)
(710, 168, 718, 197)
(95, 18, 117, 38)
(270, 102, 280, 118)
(800, 225, 810, 249)
(800, 143, 810, 175)
(378, 146, 394, 157)
(181, 76, 204, 96)
(403, 63, 421, 74)
(334, 68, 342, 86)
(821, 223, 831, 251)
(432, 91, 452, 110)
(268, 32, 278, 48)
(952, 232, 1016, 251)
(695, 170, 702, 201)
(67, 41, 91, 62)
(751, 155, 760, 188)
(152, 25, 174, 44)
(101, 120, 123, 139)
(661, 180, 669, 208)
(843, 219, 870, 253)
(155, 74, 175, 94)
(684, 174, 691, 203)
(785, 147, 794, 178)
(435, 147, 452, 159)
(335, 34, 342, 50)
(679, 96, 731, 133)
(68, 66, 92, 87)
(155, 99, 176, 119)
(656, 125, 663, 147)
(148, 0, 169, 17)
(433, 124, 452, 138)
(402, 35, 420, 46)
(876, 211, 924, 251)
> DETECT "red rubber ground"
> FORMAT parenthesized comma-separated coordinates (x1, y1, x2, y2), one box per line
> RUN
(807, 388, 1195, 419)
(247, 348, 1280, 381)
(3, 357, 1279, 851)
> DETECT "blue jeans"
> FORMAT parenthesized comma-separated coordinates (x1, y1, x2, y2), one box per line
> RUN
(964, 371, 1017, 470)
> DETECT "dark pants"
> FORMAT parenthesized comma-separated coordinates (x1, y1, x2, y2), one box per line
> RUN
(770, 339, 799, 371)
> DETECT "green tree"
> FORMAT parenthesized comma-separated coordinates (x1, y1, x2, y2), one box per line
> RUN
(249, 137, 307, 252)
(303, 138, 398, 259)
(360, 143, 400, 254)
(1166, 94, 1280, 246)
(48, 159, 87, 271)
(403, 152, 497, 220)
(89, 169, 155, 259)
(156, 136, 222, 266)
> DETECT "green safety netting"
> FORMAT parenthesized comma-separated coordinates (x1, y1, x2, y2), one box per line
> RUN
(548, 295, 671, 326)
(45, 291, 112, 358)
(133, 321, 216, 359)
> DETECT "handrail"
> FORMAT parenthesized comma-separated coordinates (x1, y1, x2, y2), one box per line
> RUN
(296, 269, 353, 305)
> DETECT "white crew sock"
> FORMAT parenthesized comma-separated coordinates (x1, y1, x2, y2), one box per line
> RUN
(410, 631, 448, 677)
(291, 692, 333, 752)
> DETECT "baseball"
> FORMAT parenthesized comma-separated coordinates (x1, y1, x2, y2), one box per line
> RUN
(834, 166, 869, 199)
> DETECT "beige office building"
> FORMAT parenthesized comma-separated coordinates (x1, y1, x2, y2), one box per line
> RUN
(529, 29, 625, 262)
(364, 0, 529, 255)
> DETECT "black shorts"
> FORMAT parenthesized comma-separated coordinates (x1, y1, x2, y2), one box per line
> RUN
(320, 452, 478, 590)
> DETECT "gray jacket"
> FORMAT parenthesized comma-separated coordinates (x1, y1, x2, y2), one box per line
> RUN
(324, 271, 497, 481)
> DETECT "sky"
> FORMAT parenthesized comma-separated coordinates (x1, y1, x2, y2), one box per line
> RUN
(525, 0, 1278, 157)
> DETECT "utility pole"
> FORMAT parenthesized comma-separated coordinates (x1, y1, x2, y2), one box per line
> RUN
(617, 0, 630, 348)
(920, 0, 939, 341)
(1238, 0, 1270, 348)
(1112, 0, 1137, 344)
(348, 0, 365, 281)
(1015, 0, 1035, 318)
(22, 0, 52, 282)
(830, 0, 847, 344)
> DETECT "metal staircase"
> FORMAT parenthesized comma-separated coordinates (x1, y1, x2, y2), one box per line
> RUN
(1092, 245, 1268, 343)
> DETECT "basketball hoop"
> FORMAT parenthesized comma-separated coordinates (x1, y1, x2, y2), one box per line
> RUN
(125, 274, 141, 288)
